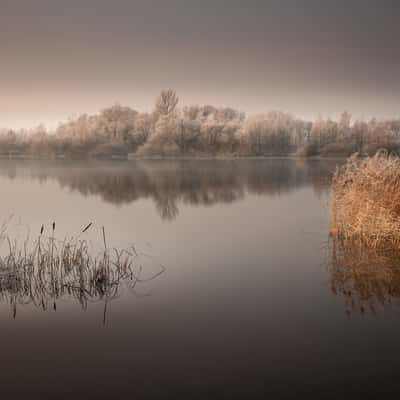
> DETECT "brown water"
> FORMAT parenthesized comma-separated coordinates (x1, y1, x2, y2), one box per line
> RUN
(0, 158, 400, 399)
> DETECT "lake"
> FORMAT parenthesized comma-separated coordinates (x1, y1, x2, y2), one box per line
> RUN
(1, 158, 400, 399)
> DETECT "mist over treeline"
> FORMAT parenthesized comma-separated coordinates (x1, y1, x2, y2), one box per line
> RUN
(1, 90, 400, 158)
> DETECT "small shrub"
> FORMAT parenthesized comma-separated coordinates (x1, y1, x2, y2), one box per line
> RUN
(296, 143, 319, 157)
(363, 142, 400, 157)
(320, 142, 358, 157)
(136, 142, 180, 157)
(89, 143, 129, 159)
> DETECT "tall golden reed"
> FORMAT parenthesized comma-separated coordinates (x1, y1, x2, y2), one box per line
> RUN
(331, 150, 400, 250)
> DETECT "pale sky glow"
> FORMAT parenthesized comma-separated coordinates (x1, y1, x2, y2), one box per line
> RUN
(1, 0, 400, 128)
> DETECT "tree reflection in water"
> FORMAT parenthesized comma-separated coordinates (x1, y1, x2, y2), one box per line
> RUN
(0, 159, 337, 221)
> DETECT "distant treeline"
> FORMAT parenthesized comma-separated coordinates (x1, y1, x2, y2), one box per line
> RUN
(1, 90, 400, 158)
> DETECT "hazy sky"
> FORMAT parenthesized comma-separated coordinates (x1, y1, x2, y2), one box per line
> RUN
(1, 0, 400, 128)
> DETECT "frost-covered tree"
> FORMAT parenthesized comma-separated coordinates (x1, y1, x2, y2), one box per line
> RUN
(240, 112, 295, 155)
(172, 118, 201, 154)
(154, 90, 179, 116)
(97, 104, 138, 142)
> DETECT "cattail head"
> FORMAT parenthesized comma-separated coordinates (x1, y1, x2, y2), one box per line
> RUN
(82, 222, 93, 233)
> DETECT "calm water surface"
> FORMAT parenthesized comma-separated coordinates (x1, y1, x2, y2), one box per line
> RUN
(1, 158, 400, 399)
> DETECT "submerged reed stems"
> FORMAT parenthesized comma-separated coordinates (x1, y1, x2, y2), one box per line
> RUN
(0, 223, 165, 322)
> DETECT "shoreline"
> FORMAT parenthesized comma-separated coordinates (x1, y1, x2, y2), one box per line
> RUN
(0, 154, 347, 161)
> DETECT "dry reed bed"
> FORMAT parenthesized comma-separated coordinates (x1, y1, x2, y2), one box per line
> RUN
(0, 223, 165, 321)
(329, 152, 400, 315)
(331, 151, 400, 250)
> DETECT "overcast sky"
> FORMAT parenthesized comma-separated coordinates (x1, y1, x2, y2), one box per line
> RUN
(1, 0, 400, 128)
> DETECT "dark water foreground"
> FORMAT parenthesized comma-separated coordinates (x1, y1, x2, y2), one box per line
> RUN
(0, 158, 400, 399)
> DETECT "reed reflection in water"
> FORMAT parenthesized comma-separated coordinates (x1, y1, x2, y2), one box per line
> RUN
(329, 238, 400, 316)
